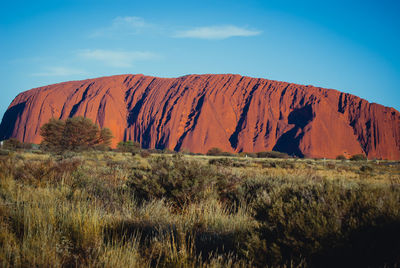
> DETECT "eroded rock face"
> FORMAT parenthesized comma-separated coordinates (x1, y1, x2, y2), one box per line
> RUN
(1, 74, 399, 159)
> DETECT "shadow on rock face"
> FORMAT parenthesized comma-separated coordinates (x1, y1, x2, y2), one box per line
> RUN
(273, 105, 314, 157)
(0, 102, 26, 140)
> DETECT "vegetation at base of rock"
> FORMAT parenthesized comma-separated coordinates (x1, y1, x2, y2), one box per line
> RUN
(206, 147, 235, 156)
(336, 154, 347, 160)
(1, 138, 34, 150)
(350, 153, 368, 161)
(40, 117, 113, 152)
(0, 151, 399, 267)
(117, 140, 141, 153)
(255, 151, 290, 158)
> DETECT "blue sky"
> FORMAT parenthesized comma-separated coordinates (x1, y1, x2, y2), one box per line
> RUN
(1, 0, 399, 119)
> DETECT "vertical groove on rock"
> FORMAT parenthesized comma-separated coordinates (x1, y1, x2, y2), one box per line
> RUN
(229, 82, 260, 149)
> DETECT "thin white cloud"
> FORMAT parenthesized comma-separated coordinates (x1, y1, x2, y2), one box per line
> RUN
(31, 66, 87, 77)
(78, 49, 157, 68)
(113, 16, 147, 28)
(91, 16, 151, 37)
(174, 25, 261, 40)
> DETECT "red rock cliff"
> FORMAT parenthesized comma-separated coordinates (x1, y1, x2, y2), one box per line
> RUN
(0, 74, 399, 159)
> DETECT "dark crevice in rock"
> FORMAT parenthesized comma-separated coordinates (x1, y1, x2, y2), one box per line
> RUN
(229, 83, 260, 149)
(0, 102, 26, 140)
(273, 105, 314, 157)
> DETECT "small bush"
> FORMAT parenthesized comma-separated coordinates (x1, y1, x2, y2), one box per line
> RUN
(256, 151, 289, 159)
(14, 160, 57, 186)
(262, 161, 295, 169)
(117, 141, 141, 153)
(127, 156, 227, 207)
(262, 161, 277, 168)
(140, 150, 151, 158)
(162, 148, 177, 154)
(327, 162, 336, 169)
(13, 157, 83, 187)
(146, 148, 163, 154)
(336, 155, 346, 160)
(0, 149, 10, 156)
(207, 147, 223, 156)
(2, 138, 33, 151)
(209, 158, 248, 167)
(360, 165, 373, 172)
(206, 147, 235, 156)
(209, 158, 233, 166)
(350, 154, 367, 161)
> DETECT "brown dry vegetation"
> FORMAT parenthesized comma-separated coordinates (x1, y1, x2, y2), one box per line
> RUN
(0, 150, 399, 267)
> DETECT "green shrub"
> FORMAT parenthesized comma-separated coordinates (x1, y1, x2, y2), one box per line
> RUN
(0, 149, 9, 156)
(208, 158, 248, 167)
(162, 148, 177, 154)
(336, 155, 346, 160)
(360, 165, 373, 172)
(117, 141, 141, 153)
(147, 148, 163, 154)
(206, 147, 235, 156)
(2, 138, 33, 151)
(350, 154, 367, 161)
(262, 161, 295, 169)
(256, 151, 289, 159)
(251, 181, 400, 267)
(127, 156, 229, 207)
(140, 150, 151, 158)
(143, 158, 239, 208)
(206, 147, 223, 156)
(327, 162, 336, 169)
(13, 157, 83, 187)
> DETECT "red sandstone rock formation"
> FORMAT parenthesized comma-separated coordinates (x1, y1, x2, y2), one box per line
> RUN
(0, 74, 399, 159)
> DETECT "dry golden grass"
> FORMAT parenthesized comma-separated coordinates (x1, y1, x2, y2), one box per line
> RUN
(0, 151, 399, 267)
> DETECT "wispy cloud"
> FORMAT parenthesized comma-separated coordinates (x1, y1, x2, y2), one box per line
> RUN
(31, 66, 87, 77)
(91, 16, 151, 37)
(92, 17, 261, 40)
(174, 25, 261, 40)
(78, 49, 157, 68)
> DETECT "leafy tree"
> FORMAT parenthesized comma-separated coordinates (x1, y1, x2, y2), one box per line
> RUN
(40, 118, 65, 151)
(40, 117, 113, 151)
(97, 128, 113, 150)
(62, 117, 99, 150)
